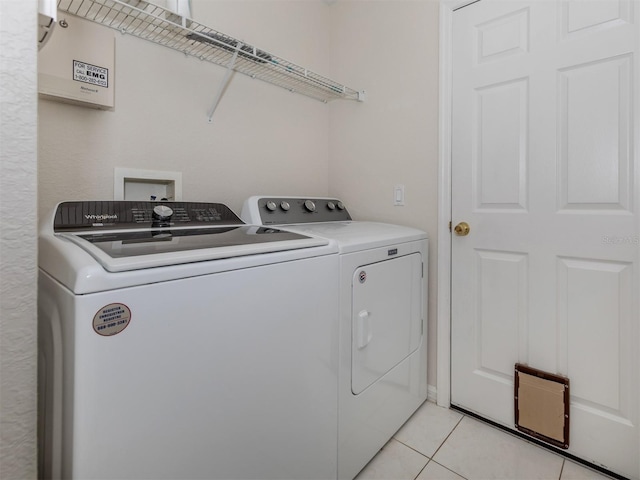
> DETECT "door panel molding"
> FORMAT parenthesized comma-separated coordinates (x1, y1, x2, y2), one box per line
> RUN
(439, 0, 640, 477)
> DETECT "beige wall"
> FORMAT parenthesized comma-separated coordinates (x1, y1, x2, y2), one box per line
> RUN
(39, 0, 334, 217)
(38, 0, 440, 397)
(328, 0, 440, 389)
(0, 1, 442, 477)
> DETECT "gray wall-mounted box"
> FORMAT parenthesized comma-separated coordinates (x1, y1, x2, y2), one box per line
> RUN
(38, 13, 115, 109)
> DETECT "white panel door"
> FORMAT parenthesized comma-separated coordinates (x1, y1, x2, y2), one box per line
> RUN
(450, 1, 639, 477)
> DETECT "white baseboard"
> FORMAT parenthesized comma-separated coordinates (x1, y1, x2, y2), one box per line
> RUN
(427, 384, 438, 404)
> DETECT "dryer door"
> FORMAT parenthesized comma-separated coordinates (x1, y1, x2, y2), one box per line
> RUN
(351, 252, 423, 395)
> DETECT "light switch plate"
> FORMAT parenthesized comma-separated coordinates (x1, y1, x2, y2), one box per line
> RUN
(394, 185, 405, 206)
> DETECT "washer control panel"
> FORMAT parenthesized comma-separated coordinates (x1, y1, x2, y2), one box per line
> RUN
(251, 197, 352, 225)
(54, 201, 244, 232)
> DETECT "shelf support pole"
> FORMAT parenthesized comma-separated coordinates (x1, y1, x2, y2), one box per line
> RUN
(207, 42, 243, 123)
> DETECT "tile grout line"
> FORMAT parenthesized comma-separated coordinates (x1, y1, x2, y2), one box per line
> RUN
(393, 412, 467, 480)
(413, 458, 431, 480)
(390, 437, 430, 462)
(415, 414, 468, 480)
(430, 413, 466, 460)
(431, 459, 470, 480)
(559, 458, 566, 480)
(408, 413, 467, 480)
(393, 412, 465, 460)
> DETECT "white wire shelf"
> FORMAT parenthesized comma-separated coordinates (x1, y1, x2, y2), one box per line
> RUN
(56, 0, 364, 106)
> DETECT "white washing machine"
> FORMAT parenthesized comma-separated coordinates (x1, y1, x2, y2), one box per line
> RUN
(38, 200, 340, 480)
(242, 196, 428, 480)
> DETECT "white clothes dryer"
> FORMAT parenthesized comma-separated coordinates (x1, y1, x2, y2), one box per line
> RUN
(38, 200, 340, 480)
(242, 196, 428, 480)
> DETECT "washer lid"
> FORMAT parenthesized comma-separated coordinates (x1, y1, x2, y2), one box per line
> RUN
(47, 201, 330, 272)
(60, 225, 327, 272)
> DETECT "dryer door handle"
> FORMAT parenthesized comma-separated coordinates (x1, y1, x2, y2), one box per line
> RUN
(356, 310, 373, 349)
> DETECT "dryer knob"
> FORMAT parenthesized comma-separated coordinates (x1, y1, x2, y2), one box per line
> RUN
(152, 205, 173, 221)
(280, 201, 290, 211)
(327, 201, 336, 211)
(304, 200, 316, 212)
(266, 201, 277, 212)
(337, 201, 345, 210)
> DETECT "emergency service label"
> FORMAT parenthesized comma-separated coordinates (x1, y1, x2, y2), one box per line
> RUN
(73, 60, 109, 88)
(93, 303, 131, 336)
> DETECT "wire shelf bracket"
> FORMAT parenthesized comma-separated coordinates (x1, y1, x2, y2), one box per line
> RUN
(207, 41, 242, 123)
(56, 0, 365, 121)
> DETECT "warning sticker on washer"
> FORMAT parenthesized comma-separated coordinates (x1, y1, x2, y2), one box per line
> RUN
(93, 303, 131, 336)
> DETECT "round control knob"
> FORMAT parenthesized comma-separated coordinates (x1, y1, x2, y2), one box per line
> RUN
(280, 201, 290, 211)
(152, 205, 173, 221)
(327, 201, 336, 210)
(337, 201, 345, 210)
(266, 201, 277, 212)
(304, 200, 316, 212)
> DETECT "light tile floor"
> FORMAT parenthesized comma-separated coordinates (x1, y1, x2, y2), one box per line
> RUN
(355, 401, 616, 480)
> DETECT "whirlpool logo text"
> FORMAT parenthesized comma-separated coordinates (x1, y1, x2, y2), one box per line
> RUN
(85, 214, 118, 221)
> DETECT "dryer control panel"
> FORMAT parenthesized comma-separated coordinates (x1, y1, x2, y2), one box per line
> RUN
(54, 201, 244, 232)
(245, 197, 352, 225)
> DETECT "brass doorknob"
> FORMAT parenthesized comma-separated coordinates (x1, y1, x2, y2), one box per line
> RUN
(454, 222, 470, 236)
